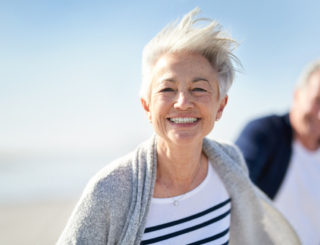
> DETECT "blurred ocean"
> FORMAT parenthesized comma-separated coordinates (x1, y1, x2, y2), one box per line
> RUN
(0, 160, 109, 204)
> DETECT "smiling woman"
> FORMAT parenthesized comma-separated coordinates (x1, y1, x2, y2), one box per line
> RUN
(142, 53, 227, 147)
(57, 8, 301, 245)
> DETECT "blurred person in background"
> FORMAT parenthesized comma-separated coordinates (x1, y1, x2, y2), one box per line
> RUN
(58, 8, 300, 245)
(236, 60, 320, 245)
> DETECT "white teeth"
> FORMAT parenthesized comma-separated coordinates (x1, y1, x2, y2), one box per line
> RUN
(169, 117, 198, 123)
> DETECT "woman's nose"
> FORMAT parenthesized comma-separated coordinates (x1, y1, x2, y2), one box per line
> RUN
(174, 91, 194, 110)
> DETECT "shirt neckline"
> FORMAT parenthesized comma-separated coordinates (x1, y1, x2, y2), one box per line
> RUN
(151, 161, 212, 204)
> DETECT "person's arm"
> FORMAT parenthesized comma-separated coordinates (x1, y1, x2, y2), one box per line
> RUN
(235, 118, 276, 184)
(57, 160, 134, 245)
(56, 178, 111, 245)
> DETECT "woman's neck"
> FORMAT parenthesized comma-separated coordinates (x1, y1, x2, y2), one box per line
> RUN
(157, 137, 208, 196)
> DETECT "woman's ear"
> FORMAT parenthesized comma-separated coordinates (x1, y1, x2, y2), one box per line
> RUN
(216, 95, 228, 120)
(141, 98, 152, 123)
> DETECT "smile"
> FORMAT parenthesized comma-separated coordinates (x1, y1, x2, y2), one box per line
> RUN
(169, 117, 198, 123)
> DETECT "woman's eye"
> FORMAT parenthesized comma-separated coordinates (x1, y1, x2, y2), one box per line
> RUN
(192, 88, 206, 92)
(161, 88, 174, 92)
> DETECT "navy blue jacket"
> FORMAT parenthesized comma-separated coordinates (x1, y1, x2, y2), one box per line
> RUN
(235, 113, 293, 199)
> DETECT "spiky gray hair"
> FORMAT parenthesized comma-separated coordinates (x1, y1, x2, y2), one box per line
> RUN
(140, 7, 240, 103)
(297, 59, 320, 89)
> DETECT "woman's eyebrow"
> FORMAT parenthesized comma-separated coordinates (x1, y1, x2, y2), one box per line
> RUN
(193, 77, 209, 83)
(160, 78, 176, 83)
(159, 77, 209, 83)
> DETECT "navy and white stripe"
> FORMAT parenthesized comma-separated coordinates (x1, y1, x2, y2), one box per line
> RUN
(141, 199, 231, 244)
(141, 162, 231, 245)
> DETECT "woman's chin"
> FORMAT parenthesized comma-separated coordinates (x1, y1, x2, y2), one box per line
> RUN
(167, 132, 203, 146)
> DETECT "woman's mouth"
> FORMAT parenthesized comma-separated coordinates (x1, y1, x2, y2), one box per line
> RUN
(168, 117, 199, 124)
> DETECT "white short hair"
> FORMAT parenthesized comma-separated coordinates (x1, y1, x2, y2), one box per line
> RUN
(140, 7, 240, 103)
(297, 59, 320, 89)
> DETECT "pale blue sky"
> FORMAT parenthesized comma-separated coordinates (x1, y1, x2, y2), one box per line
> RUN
(1, 0, 320, 162)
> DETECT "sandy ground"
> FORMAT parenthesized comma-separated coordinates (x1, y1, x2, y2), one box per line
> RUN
(0, 199, 78, 245)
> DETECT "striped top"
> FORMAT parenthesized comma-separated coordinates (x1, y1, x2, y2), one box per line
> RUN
(141, 162, 231, 245)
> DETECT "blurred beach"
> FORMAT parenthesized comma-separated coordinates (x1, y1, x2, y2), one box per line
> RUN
(0, 199, 77, 245)
(0, 159, 109, 244)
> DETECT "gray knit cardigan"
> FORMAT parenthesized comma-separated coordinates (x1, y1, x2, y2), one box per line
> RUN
(57, 135, 301, 245)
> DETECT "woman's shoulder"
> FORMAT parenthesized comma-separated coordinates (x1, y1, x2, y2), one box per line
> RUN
(57, 152, 140, 245)
(83, 137, 153, 199)
(85, 152, 136, 195)
(203, 138, 249, 175)
(57, 137, 155, 244)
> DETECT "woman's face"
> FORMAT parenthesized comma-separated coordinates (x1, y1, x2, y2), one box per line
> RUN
(141, 53, 228, 146)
